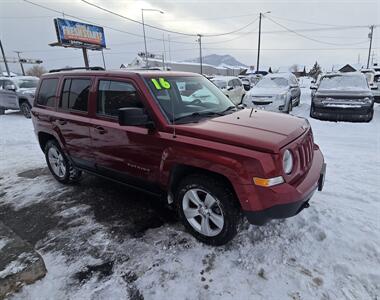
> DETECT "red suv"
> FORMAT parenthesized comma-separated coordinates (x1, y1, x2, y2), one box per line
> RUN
(32, 68, 326, 245)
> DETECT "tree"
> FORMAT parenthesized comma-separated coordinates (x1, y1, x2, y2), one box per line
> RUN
(26, 65, 47, 78)
(309, 61, 322, 79)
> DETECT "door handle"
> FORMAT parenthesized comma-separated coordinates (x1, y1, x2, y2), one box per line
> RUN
(95, 126, 107, 134)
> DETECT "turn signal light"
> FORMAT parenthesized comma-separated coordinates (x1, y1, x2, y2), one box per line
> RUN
(253, 176, 284, 187)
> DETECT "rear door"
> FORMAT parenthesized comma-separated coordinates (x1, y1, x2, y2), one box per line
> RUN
(55, 77, 95, 169)
(0, 79, 18, 109)
(90, 77, 164, 192)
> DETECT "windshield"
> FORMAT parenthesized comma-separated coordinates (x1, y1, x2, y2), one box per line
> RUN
(211, 79, 227, 89)
(146, 76, 235, 123)
(319, 75, 368, 90)
(13, 78, 39, 89)
(255, 77, 288, 88)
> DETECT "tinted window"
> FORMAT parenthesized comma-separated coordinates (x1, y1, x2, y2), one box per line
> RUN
(60, 79, 90, 112)
(37, 79, 58, 107)
(97, 80, 143, 117)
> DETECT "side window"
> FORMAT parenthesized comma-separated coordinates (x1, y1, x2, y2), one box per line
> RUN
(37, 78, 58, 107)
(97, 80, 143, 117)
(60, 78, 90, 112)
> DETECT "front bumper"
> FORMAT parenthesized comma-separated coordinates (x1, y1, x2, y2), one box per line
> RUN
(241, 149, 326, 226)
(311, 104, 373, 122)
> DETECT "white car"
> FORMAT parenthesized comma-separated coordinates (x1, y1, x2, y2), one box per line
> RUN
(211, 76, 245, 105)
(361, 69, 380, 103)
(243, 73, 301, 113)
(0, 76, 39, 118)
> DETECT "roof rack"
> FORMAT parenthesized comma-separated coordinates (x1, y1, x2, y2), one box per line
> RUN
(49, 66, 105, 73)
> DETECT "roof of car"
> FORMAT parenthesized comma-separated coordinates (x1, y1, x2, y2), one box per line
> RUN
(265, 72, 295, 79)
(44, 69, 202, 78)
(322, 71, 365, 77)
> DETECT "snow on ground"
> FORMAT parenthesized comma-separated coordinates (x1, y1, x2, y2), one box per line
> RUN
(0, 83, 380, 299)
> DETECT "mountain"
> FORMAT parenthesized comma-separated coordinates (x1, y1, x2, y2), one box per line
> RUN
(184, 54, 247, 68)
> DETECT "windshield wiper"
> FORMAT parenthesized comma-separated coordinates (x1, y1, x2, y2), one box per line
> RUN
(219, 105, 237, 114)
(174, 111, 222, 122)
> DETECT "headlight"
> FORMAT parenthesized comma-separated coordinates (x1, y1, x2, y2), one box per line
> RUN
(275, 92, 287, 102)
(363, 97, 373, 104)
(283, 149, 293, 174)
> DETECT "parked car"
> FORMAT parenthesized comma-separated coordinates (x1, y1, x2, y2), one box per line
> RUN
(243, 73, 301, 113)
(361, 69, 380, 103)
(32, 68, 326, 245)
(239, 77, 251, 91)
(310, 72, 374, 122)
(210, 76, 245, 105)
(0, 76, 39, 118)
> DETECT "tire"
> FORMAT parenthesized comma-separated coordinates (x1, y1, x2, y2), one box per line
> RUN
(295, 97, 300, 107)
(20, 101, 32, 119)
(175, 174, 241, 246)
(44, 140, 82, 184)
(286, 100, 292, 114)
(310, 105, 315, 118)
(0, 108, 5, 115)
(366, 109, 374, 122)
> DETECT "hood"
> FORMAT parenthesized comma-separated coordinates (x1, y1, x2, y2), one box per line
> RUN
(316, 89, 372, 98)
(18, 87, 36, 94)
(175, 109, 308, 153)
(249, 86, 288, 97)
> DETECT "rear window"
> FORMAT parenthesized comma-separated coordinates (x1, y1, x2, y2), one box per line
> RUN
(36, 78, 58, 107)
(60, 78, 91, 112)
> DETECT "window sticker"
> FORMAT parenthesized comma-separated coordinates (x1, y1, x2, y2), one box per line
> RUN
(151, 78, 171, 90)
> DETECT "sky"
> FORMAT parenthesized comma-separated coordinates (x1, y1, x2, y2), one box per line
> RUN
(0, 0, 379, 74)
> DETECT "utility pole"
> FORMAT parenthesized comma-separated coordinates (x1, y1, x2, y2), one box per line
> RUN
(0, 40, 10, 76)
(141, 9, 148, 67)
(168, 34, 172, 62)
(141, 9, 164, 68)
(14, 51, 25, 75)
(197, 34, 203, 75)
(162, 33, 166, 70)
(367, 25, 374, 68)
(256, 11, 270, 74)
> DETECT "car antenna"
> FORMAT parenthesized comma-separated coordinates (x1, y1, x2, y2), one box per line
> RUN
(249, 107, 254, 118)
(171, 90, 176, 138)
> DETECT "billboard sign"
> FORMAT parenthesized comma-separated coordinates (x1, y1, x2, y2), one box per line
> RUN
(54, 18, 106, 49)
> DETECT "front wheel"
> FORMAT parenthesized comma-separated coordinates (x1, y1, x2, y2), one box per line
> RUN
(20, 101, 32, 119)
(176, 174, 241, 245)
(45, 140, 82, 184)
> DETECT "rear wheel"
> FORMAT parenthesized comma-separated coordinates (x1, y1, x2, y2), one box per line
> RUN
(45, 140, 82, 184)
(20, 101, 32, 119)
(176, 174, 241, 245)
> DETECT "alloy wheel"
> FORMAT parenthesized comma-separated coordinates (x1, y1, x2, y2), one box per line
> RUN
(48, 147, 66, 178)
(182, 188, 224, 237)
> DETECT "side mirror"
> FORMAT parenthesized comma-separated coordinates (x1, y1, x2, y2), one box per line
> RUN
(5, 84, 16, 91)
(118, 107, 153, 127)
(310, 85, 317, 90)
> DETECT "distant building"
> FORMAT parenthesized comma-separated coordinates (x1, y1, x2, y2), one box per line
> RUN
(338, 64, 358, 73)
(123, 56, 246, 76)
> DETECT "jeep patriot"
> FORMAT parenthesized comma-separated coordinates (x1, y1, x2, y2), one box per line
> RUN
(31, 68, 326, 245)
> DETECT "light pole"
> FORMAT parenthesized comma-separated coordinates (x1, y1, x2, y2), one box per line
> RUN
(367, 25, 374, 68)
(197, 34, 203, 75)
(141, 8, 164, 67)
(256, 11, 271, 74)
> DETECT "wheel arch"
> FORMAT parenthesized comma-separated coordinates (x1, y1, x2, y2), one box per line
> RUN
(168, 164, 242, 209)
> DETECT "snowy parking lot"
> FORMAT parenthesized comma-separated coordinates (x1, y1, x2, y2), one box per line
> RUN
(0, 86, 379, 300)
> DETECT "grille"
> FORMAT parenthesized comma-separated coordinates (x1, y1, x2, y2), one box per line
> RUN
(297, 131, 314, 172)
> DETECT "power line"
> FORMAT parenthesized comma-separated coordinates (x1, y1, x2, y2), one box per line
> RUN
(80, 0, 259, 37)
(265, 16, 371, 46)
